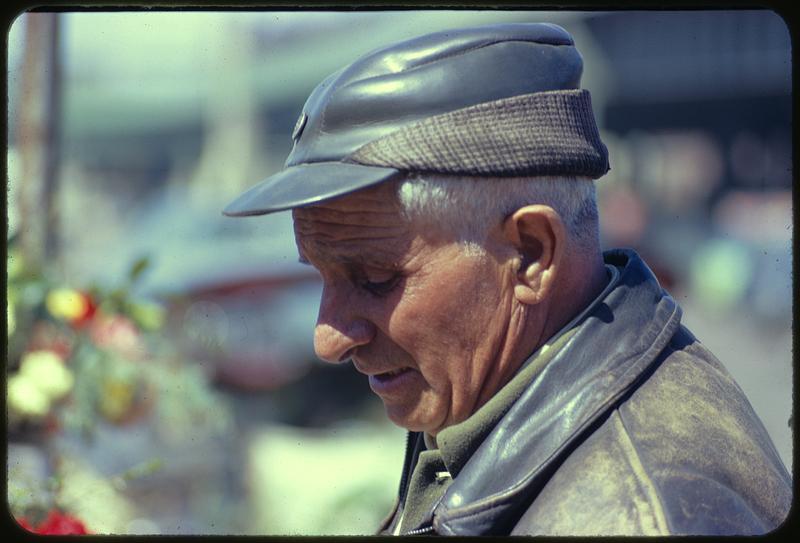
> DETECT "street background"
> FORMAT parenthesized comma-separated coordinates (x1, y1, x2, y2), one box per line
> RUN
(6, 9, 792, 535)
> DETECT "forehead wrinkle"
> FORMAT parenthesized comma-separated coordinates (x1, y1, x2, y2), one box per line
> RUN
(295, 218, 406, 233)
(294, 208, 407, 264)
(293, 182, 418, 267)
(294, 220, 407, 242)
(303, 240, 408, 274)
(301, 234, 408, 262)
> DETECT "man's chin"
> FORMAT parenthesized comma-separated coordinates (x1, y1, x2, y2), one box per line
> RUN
(383, 401, 444, 436)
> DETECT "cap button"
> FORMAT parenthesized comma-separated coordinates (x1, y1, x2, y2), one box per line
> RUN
(292, 111, 308, 142)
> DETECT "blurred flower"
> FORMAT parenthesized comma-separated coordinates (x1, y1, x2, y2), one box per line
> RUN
(19, 350, 75, 401)
(129, 300, 166, 331)
(99, 377, 138, 423)
(90, 314, 144, 358)
(37, 510, 90, 534)
(7, 374, 51, 418)
(45, 288, 96, 327)
(46, 288, 88, 321)
(73, 295, 98, 328)
(17, 510, 90, 535)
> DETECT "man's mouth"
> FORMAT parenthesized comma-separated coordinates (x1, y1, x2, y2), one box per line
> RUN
(374, 367, 410, 380)
(368, 367, 415, 395)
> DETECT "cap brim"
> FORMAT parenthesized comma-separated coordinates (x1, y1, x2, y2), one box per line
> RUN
(222, 162, 401, 217)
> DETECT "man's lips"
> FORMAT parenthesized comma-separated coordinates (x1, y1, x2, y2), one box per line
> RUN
(364, 366, 417, 396)
(372, 367, 410, 379)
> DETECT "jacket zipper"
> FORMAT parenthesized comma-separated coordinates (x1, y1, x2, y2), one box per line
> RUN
(404, 524, 435, 535)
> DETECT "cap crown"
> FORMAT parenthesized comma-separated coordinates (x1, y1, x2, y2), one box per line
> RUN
(286, 23, 583, 167)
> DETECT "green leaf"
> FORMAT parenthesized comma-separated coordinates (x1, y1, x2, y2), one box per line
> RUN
(107, 288, 129, 311)
(128, 256, 151, 285)
(121, 458, 164, 480)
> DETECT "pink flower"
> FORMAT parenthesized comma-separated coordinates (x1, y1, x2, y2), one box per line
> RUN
(90, 314, 144, 358)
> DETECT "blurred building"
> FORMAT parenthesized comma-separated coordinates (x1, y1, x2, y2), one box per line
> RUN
(588, 11, 791, 288)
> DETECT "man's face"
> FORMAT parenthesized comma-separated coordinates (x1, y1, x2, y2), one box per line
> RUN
(293, 182, 517, 435)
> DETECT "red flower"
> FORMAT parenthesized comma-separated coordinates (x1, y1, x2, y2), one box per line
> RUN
(17, 510, 90, 535)
(16, 517, 34, 532)
(72, 292, 98, 329)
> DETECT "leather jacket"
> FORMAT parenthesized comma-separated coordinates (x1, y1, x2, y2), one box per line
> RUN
(380, 249, 791, 535)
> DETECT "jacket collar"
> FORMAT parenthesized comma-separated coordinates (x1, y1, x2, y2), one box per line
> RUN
(433, 248, 683, 535)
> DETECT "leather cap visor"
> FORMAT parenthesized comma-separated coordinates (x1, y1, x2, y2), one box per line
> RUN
(222, 162, 401, 216)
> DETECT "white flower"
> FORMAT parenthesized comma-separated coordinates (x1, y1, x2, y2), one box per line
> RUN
(7, 373, 51, 418)
(19, 350, 75, 400)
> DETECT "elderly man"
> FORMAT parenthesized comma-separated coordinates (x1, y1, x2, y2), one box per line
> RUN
(223, 23, 791, 536)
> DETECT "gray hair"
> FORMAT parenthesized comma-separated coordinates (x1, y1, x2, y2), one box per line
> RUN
(396, 174, 599, 254)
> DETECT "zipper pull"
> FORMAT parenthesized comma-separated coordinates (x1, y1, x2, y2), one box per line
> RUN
(434, 470, 452, 483)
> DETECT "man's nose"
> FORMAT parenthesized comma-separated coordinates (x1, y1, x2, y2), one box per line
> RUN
(313, 286, 374, 363)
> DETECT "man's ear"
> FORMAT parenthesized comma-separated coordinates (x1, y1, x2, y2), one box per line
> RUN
(502, 205, 566, 306)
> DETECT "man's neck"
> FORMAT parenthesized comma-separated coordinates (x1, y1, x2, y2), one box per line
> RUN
(468, 248, 608, 430)
(536, 248, 608, 355)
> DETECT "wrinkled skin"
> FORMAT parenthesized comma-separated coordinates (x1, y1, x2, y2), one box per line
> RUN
(293, 182, 526, 434)
(293, 181, 605, 435)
